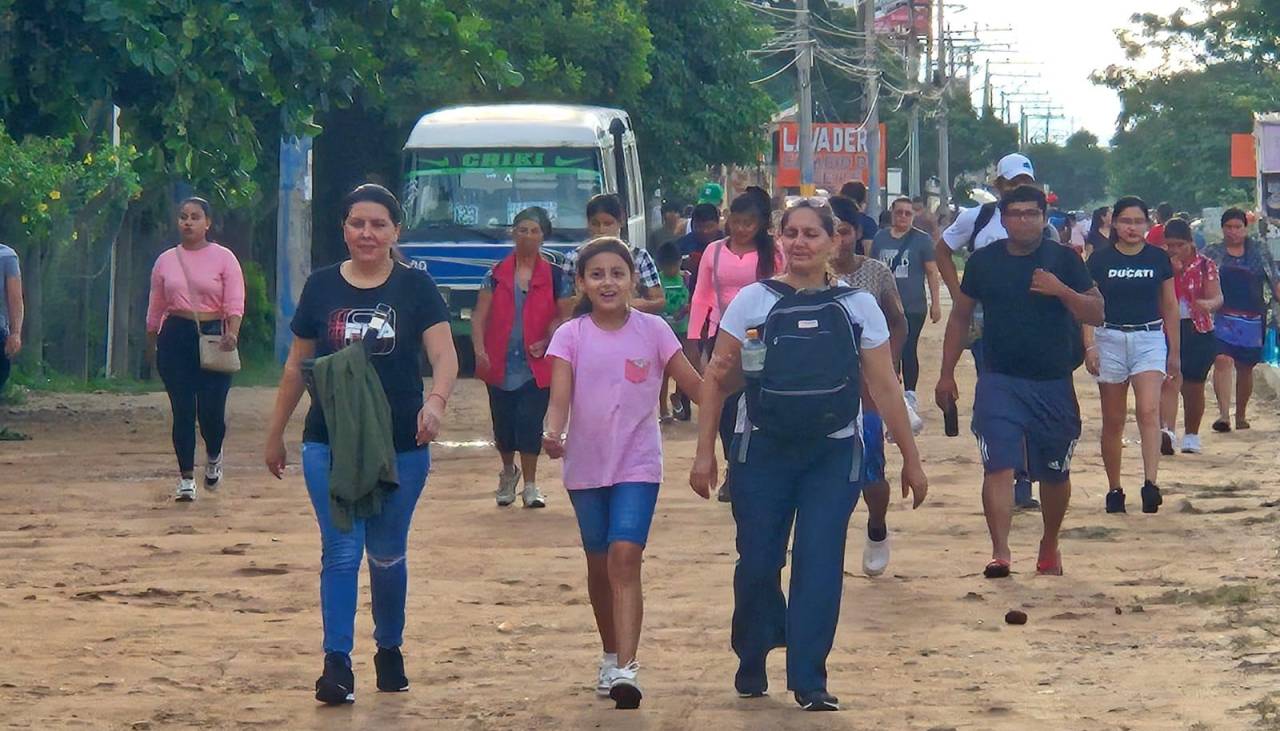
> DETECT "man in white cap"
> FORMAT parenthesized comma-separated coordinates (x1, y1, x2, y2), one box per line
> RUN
(934, 153, 1056, 510)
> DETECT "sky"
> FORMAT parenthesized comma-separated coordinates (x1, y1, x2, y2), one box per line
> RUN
(944, 0, 1197, 145)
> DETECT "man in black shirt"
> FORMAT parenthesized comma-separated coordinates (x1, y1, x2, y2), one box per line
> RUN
(936, 185, 1104, 579)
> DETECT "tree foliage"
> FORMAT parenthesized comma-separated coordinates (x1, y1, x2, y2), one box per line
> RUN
(1097, 3, 1280, 211)
(1, 0, 517, 205)
(1025, 131, 1108, 210)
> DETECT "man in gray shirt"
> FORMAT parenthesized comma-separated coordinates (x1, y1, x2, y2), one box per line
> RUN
(871, 197, 941, 400)
(0, 243, 23, 394)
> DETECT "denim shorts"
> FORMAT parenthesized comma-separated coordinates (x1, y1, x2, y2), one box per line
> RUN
(860, 410, 886, 484)
(567, 482, 660, 554)
(1094, 326, 1167, 384)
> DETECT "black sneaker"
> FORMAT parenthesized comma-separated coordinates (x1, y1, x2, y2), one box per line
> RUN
(1105, 489, 1126, 514)
(374, 646, 409, 692)
(1160, 430, 1175, 456)
(795, 689, 840, 711)
(315, 652, 355, 705)
(735, 655, 768, 698)
(1141, 481, 1163, 514)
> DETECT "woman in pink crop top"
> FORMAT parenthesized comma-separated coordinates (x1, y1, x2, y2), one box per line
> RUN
(686, 191, 781, 503)
(145, 197, 245, 502)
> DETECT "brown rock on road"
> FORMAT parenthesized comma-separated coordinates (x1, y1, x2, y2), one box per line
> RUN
(1, 320, 1278, 730)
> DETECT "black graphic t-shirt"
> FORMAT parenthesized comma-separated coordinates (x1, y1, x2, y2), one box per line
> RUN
(292, 262, 449, 452)
(1087, 244, 1173, 326)
(961, 239, 1094, 380)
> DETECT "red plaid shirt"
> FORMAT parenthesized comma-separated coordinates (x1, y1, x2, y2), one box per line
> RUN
(1173, 254, 1218, 333)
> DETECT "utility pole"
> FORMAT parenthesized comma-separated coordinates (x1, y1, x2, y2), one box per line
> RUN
(796, 0, 815, 196)
(275, 134, 313, 363)
(936, 0, 951, 213)
(906, 0, 921, 199)
(863, 0, 881, 217)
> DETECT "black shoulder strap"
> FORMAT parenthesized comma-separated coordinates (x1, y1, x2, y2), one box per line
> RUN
(759, 279, 794, 297)
(549, 261, 565, 296)
(967, 202, 998, 252)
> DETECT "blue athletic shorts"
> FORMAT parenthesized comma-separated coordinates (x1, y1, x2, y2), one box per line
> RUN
(861, 410, 886, 484)
(567, 482, 660, 554)
(972, 373, 1081, 483)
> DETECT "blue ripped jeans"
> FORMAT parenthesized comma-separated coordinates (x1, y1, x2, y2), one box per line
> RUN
(302, 442, 430, 656)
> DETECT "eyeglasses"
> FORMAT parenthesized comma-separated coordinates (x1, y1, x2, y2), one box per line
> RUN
(1002, 209, 1044, 221)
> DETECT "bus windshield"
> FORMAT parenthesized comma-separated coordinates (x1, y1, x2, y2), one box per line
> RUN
(402, 147, 603, 241)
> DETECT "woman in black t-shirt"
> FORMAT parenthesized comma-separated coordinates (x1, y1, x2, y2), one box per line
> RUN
(263, 184, 458, 705)
(1082, 197, 1178, 516)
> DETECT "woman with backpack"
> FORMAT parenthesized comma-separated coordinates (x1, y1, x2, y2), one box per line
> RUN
(471, 206, 574, 508)
(690, 200, 928, 712)
(145, 197, 245, 502)
(687, 192, 783, 502)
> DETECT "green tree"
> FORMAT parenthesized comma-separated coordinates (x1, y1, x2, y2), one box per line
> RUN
(1025, 131, 1109, 210)
(1096, 3, 1280, 211)
(1096, 62, 1280, 211)
(474, 0, 777, 190)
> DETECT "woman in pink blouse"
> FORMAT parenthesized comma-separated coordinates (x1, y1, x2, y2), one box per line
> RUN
(145, 197, 246, 502)
(687, 192, 783, 502)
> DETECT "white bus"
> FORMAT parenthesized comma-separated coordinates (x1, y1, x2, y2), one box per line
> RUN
(399, 104, 646, 332)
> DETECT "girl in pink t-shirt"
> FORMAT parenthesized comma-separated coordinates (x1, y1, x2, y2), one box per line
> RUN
(544, 238, 702, 709)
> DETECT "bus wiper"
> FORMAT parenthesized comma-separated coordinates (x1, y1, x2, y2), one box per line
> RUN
(419, 221, 502, 241)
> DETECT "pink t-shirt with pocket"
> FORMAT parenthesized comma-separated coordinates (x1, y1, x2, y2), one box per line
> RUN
(546, 311, 683, 490)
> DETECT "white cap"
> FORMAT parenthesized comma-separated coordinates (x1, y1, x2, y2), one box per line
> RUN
(996, 153, 1035, 181)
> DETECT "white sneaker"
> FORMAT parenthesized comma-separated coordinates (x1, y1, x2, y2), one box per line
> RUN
(1181, 434, 1202, 454)
(204, 451, 224, 489)
(901, 394, 921, 435)
(606, 660, 642, 709)
(522, 483, 546, 509)
(863, 533, 890, 577)
(495, 467, 520, 506)
(174, 478, 197, 502)
(905, 390, 919, 411)
(596, 652, 618, 697)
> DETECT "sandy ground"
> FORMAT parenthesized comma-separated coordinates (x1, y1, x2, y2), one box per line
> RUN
(3, 320, 1280, 731)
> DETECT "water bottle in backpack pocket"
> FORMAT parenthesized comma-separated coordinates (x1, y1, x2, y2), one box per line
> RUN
(743, 280, 863, 440)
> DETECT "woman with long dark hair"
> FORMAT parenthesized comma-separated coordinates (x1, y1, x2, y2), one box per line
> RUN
(687, 191, 783, 502)
(145, 197, 245, 502)
(1082, 196, 1178, 515)
(263, 183, 458, 705)
(1084, 206, 1111, 258)
(1159, 219, 1223, 454)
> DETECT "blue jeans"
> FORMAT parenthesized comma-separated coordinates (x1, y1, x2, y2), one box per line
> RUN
(567, 482, 660, 553)
(729, 433, 862, 693)
(302, 442, 431, 656)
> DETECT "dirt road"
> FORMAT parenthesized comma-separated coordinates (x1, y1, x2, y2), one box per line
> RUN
(2, 323, 1279, 730)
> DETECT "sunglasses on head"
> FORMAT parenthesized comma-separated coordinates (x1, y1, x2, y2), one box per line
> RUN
(785, 196, 830, 209)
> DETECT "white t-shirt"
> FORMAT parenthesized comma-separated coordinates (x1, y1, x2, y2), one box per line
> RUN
(941, 204, 1007, 252)
(719, 281, 890, 438)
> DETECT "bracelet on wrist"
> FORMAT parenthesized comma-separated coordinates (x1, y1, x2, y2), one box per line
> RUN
(543, 430, 565, 441)
(427, 393, 448, 409)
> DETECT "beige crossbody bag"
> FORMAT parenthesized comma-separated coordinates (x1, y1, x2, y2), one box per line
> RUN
(173, 246, 241, 374)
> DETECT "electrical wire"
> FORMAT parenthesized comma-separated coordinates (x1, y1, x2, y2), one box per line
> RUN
(750, 53, 801, 85)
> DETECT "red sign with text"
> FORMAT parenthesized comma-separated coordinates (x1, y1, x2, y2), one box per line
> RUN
(776, 122, 888, 190)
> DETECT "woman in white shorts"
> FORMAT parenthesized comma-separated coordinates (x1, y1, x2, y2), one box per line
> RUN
(1083, 197, 1179, 515)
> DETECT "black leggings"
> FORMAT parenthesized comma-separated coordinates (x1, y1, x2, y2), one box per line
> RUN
(157, 318, 232, 474)
(902, 313, 927, 392)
